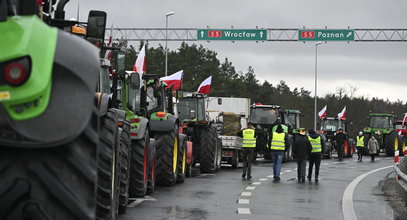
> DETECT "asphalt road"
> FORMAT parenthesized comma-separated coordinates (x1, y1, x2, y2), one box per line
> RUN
(120, 154, 404, 220)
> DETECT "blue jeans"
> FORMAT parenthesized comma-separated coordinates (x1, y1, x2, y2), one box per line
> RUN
(271, 151, 284, 177)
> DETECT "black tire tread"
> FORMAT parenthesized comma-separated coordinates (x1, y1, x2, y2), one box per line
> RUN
(199, 126, 217, 173)
(155, 127, 178, 186)
(118, 121, 131, 213)
(129, 130, 149, 198)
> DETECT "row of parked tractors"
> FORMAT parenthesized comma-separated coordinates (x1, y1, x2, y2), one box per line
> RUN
(0, 1, 223, 220)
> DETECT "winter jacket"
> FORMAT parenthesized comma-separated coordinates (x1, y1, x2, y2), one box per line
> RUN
(334, 132, 348, 145)
(292, 135, 312, 159)
(367, 137, 379, 154)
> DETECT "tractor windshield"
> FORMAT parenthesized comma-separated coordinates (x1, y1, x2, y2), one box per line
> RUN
(128, 87, 140, 112)
(249, 107, 278, 125)
(178, 98, 205, 122)
(370, 116, 392, 128)
(321, 119, 339, 131)
(284, 113, 299, 129)
(146, 87, 158, 111)
(98, 67, 111, 94)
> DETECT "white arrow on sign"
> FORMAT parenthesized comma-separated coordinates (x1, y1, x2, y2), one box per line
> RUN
(346, 32, 352, 37)
(200, 31, 204, 38)
(260, 31, 263, 38)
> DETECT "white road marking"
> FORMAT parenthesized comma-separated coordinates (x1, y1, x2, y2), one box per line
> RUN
(259, 178, 268, 181)
(251, 182, 261, 185)
(267, 175, 274, 178)
(241, 192, 252, 197)
(342, 165, 392, 220)
(246, 186, 256, 190)
(333, 162, 341, 164)
(238, 199, 250, 204)
(285, 170, 293, 173)
(238, 208, 251, 214)
(127, 196, 157, 207)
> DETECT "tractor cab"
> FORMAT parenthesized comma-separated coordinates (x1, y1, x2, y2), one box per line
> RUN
(178, 94, 207, 123)
(140, 75, 174, 118)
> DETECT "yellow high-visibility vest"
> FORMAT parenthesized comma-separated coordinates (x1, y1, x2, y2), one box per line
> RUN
(356, 136, 365, 147)
(269, 132, 285, 150)
(243, 128, 256, 148)
(308, 136, 322, 153)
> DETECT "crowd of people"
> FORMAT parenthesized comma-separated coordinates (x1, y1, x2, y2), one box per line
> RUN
(239, 123, 381, 182)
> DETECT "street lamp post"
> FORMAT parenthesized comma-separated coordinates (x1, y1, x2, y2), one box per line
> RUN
(314, 41, 323, 130)
(165, 12, 175, 76)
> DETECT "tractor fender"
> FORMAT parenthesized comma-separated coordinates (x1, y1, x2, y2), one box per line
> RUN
(111, 108, 126, 122)
(97, 93, 111, 116)
(149, 115, 178, 132)
(0, 30, 100, 148)
(131, 117, 149, 140)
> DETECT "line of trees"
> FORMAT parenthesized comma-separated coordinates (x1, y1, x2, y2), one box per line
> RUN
(115, 41, 407, 136)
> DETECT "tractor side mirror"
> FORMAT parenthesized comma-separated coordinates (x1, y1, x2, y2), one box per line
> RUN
(115, 51, 126, 76)
(86, 10, 106, 46)
(130, 72, 141, 89)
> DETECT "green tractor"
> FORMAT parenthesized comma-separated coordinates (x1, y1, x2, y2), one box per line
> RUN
(140, 76, 189, 186)
(177, 93, 222, 173)
(0, 0, 101, 219)
(279, 109, 303, 162)
(363, 112, 399, 156)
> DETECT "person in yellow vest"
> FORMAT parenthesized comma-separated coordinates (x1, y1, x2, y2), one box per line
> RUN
(268, 124, 289, 181)
(307, 129, 324, 182)
(238, 123, 257, 179)
(356, 131, 366, 161)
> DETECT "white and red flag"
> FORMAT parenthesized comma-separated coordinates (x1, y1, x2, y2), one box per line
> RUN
(133, 44, 146, 74)
(160, 70, 183, 91)
(337, 106, 347, 120)
(318, 105, 327, 119)
(104, 24, 113, 60)
(402, 113, 407, 127)
(196, 76, 212, 94)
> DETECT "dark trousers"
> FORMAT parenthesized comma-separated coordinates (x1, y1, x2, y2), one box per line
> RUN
(357, 147, 365, 160)
(242, 148, 254, 176)
(296, 158, 306, 179)
(308, 153, 321, 178)
(370, 154, 376, 161)
(337, 143, 344, 160)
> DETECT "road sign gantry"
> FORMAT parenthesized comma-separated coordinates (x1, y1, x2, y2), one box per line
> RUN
(108, 28, 407, 42)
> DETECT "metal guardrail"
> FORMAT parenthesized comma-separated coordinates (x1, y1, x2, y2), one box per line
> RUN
(394, 156, 407, 204)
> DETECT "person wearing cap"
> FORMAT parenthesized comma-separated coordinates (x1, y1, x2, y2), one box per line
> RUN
(356, 131, 366, 161)
(292, 129, 312, 182)
(334, 127, 348, 161)
(238, 123, 257, 179)
(307, 129, 324, 182)
(268, 124, 289, 181)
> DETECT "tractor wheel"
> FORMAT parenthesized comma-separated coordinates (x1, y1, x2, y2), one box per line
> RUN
(385, 131, 398, 156)
(177, 137, 187, 183)
(327, 147, 332, 159)
(129, 130, 150, 198)
(147, 138, 156, 194)
(155, 126, 179, 186)
(118, 121, 131, 214)
(97, 110, 120, 220)
(215, 138, 222, 171)
(0, 108, 99, 220)
(399, 136, 406, 156)
(199, 126, 217, 173)
(231, 150, 238, 169)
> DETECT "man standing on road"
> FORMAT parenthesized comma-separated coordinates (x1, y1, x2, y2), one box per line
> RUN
(292, 129, 312, 182)
(307, 129, 324, 182)
(268, 124, 289, 181)
(367, 135, 379, 162)
(238, 123, 256, 179)
(334, 128, 348, 161)
(356, 131, 366, 161)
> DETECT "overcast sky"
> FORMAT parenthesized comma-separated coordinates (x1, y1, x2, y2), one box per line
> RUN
(66, 0, 407, 103)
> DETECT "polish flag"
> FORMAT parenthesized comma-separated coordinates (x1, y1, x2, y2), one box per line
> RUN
(160, 70, 183, 91)
(196, 76, 212, 94)
(402, 113, 407, 127)
(104, 24, 113, 60)
(318, 105, 327, 119)
(337, 106, 346, 120)
(133, 44, 146, 74)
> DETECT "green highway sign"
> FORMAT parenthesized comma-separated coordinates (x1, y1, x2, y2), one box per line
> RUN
(197, 29, 267, 41)
(299, 29, 355, 41)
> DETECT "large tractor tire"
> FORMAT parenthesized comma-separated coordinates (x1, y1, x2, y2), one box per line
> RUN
(147, 139, 156, 194)
(199, 126, 217, 173)
(177, 136, 187, 183)
(97, 110, 121, 220)
(129, 130, 150, 198)
(155, 126, 179, 186)
(118, 121, 131, 214)
(215, 138, 222, 171)
(0, 108, 99, 220)
(385, 131, 398, 156)
(399, 135, 406, 156)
